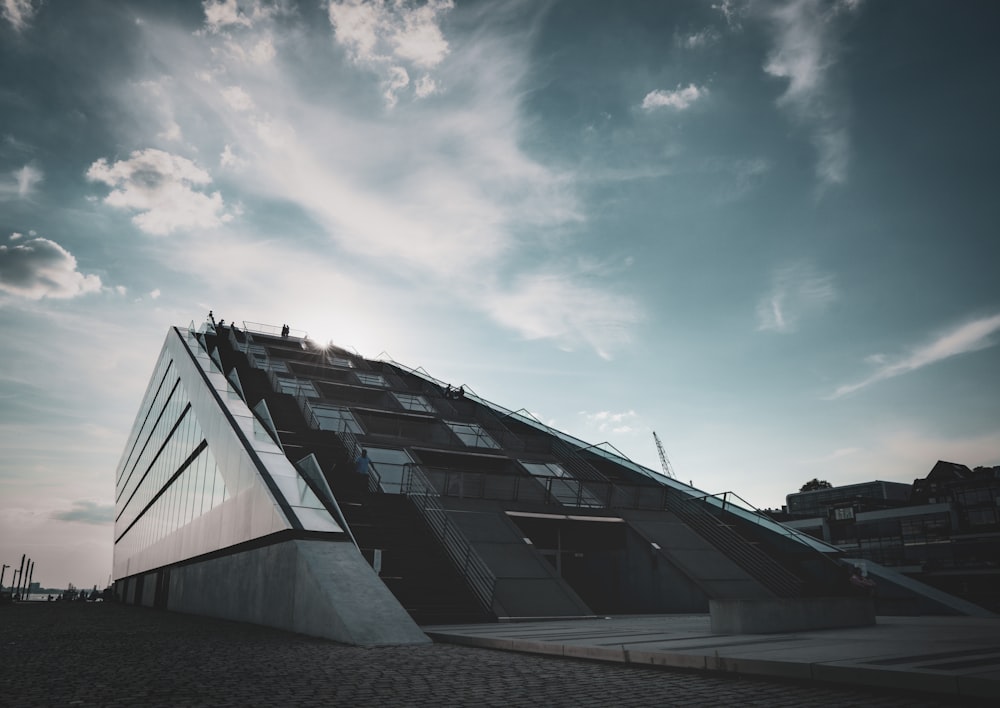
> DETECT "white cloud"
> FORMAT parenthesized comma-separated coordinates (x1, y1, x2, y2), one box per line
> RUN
(0, 164, 42, 199)
(51, 500, 115, 525)
(202, 0, 254, 33)
(108, 4, 637, 359)
(641, 84, 706, 111)
(86, 149, 234, 236)
(581, 409, 640, 434)
(679, 29, 718, 49)
(159, 120, 183, 142)
(756, 262, 836, 333)
(1, 0, 36, 32)
(329, 0, 454, 106)
(149, 288, 161, 299)
(414, 74, 438, 99)
(0, 235, 103, 300)
(712, 0, 750, 30)
(830, 313, 1000, 399)
(763, 0, 861, 187)
(382, 65, 410, 107)
(483, 270, 642, 360)
(219, 144, 247, 170)
(221, 85, 255, 111)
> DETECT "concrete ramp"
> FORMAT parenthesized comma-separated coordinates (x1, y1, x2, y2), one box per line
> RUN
(630, 514, 772, 600)
(448, 509, 593, 618)
(844, 558, 995, 618)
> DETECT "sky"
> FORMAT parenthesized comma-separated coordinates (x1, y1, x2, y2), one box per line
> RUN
(1, 0, 998, 590)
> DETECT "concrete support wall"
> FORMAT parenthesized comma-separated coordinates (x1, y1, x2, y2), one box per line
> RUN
(167, 539, 429, 645)
(140, 572, 157, 607)
(450, 509, 592, 618)
(710, 597, 875, 634)
(622, 525, 708, 613)
(628, 512, 772, 601)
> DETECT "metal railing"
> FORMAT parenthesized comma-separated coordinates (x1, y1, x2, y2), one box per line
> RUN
(408, 466, 806, 597)
(398, 463, 497, 616)
(681, 490, 849, 590)
(684, 490, 843, 553)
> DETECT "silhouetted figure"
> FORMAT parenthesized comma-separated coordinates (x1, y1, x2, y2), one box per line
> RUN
(281, 324, 289, 338)
(354, 449, 372, 496)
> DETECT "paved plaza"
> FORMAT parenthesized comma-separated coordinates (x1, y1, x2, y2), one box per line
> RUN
(1, 603, 992, 707)
(427, 613, 1000, 702)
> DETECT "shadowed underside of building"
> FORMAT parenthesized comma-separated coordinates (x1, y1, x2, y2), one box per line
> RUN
(112, 321, 984, 645)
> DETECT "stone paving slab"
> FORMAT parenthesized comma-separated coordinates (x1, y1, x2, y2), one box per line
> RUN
(0, 603, 986, 707)
(424, 614, 1000, 701)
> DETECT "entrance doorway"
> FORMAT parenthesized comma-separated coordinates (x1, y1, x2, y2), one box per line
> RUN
(507, 512, 626, 614)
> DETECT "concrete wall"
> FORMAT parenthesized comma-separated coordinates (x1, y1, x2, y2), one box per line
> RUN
(166, 538, 429, 645)
(449, 508, 593, 618)
(140, 572, 157, 607)
(622, 525, 708, 613)
(627, 512, 772, 601)
(710, 597, 875, 634)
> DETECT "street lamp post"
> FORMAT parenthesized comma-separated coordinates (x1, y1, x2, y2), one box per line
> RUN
(26, 560, 34, 601)
(14, 554, 25, 600)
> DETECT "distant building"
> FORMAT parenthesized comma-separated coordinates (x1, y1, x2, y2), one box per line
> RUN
(112, 320, 988, 643)
(786, 480, 911, 517)
(776, 462, 1000, 612)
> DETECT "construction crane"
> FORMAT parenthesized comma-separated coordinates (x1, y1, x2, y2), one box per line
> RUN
(652, 431, 676, 479)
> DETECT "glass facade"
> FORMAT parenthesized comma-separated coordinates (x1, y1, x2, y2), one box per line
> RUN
(113, 327, 342, 582)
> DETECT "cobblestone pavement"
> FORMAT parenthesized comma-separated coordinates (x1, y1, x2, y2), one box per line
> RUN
(0, 604, 986, 707)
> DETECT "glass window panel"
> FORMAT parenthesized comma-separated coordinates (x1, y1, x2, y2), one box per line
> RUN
(392, 393, 434, 413)
(310, 404, 364, 434)
(356, 372, 386, 387)
(365, 447, 414, 494)
(445, 421, 500, 449)
(276, 376, 317, 397)
(520, 461, 604, 508)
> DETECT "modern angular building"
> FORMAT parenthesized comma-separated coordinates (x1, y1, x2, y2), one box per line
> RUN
(113, 320, 985, 644)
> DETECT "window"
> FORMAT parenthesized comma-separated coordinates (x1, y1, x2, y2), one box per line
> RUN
(310, 404, 363, 434)
(365, 447, 415, 494)
(393, 393, 434, 413)
(355, 372, 387, 387)
(969, 508, 998, 526)
(445, 421, 499, 449)
(520, 461, 603, 508)
(833, 506, 855, 521)
(275, 376, 317, 397)
(327, 354, 354, 368)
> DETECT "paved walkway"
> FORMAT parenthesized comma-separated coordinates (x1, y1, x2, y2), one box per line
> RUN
(426, 614, 1000, 702)
(0, 603, 991, 707)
